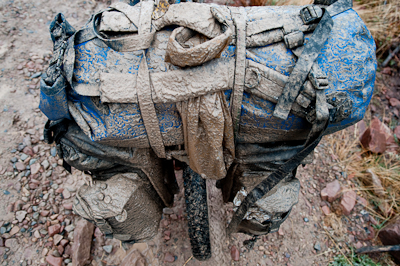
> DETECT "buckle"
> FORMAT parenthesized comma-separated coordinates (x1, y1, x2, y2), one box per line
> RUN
(284, 31, 304, 49)
(308, 65, 329, 90)
(300, 5, 323, 25)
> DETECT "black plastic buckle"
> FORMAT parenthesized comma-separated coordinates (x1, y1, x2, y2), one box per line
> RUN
(300, 5, 323, 25)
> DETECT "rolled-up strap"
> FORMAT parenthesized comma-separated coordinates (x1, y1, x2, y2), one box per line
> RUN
(136, 52, 166, 158)
(165, 26, 232, 68)
(230, 7, 247, 138)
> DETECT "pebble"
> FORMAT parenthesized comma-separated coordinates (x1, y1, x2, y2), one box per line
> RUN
(41, 160, 50, 170)
(304, 217, 309, 222)
(15, 211, 27, 222)
(314, 242, 322, 251)
(3, 190, 10, 195)
(231, 245, 240, 261)
(164, 252, 175, 263)
(15, 162, 25, 171)
(9, 226, 20, 236)
(20, 154, 28, 161)
(53, 234, 63, 245)
(48, 224, 61, 237)
(50, 147, 57, 157)
(62, 189, 71, 199)
(64, 225, 75, 233)
(163, 208, 174, 215)
(103, 245, 113, 253)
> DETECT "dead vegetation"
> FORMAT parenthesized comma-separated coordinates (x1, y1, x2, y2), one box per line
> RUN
(325, 120, 400, 225)
(354, 0, 400, 60)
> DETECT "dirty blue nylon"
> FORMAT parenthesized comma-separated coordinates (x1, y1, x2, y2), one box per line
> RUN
(44, 6, 376, 145)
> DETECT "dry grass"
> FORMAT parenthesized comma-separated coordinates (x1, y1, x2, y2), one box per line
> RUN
(354, 0, 400, 58)
(325, 124, 400, 222)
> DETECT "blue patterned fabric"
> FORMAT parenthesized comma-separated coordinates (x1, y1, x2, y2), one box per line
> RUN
(50, 6, 376, 144)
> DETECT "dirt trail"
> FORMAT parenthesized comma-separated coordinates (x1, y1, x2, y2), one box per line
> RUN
(0, 0, 394, 265)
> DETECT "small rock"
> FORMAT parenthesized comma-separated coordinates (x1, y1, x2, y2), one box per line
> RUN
(366, 169, 385, 197)
(15, 162, 26, 172)
(51, 147, 57, 157)
(231, 245, 240, 261)
(60, 239, 69, 247)
(278, 227, 284, 236)
(20, 154, 29, 161)
(53, 234, 63, 245)
(103, 245, 113, 253)
(34, 230, 41, 238)
(65, 225, 75, 232)
(5, 238, 18, 250)
(48, 224, 61, 237)
(42, 247, 49, 256)
(63, 203, 73, 210)
(30, 163, 41, 175)
(390, 98, 400, 109)
(321, 206, 331, 215)
(15, 211, 27, 223)
(41, 160, 50, 170)
(9, 226, 20, 236)
(72, 219, 95, 266)
(341, 190, 357, 216)
(360, 117, 397, 153)
(304, 217, 309, 222)
(46, 255, 63, 266)
(164, 252, 175, 263)
(355, 242, 363, 249)
(314, 242, 321, 251)
(62, 189, 71, 199)
(40, 210, 50, 217)
(320, 180, 341, 202)
(379, 216, 400, 261)
(163, 208, 174, 215)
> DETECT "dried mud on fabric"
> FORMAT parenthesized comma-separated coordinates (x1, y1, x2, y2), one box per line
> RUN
(0, 0, 397, 266)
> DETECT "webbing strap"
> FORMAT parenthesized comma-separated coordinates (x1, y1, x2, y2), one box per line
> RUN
(227, 115, 330, 235)
(136, 52, 166, 158)
(230, 7, 247, 138)
(273, 10, 333, 120)
(273, 0, 351, 120)
(91, 1, 155, 52)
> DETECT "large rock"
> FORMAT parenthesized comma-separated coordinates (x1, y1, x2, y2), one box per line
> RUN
(340, 190, 356, 216)
(72, 219, 95, 266)
(360, 117, 398, 153)
(320, 180, 341, 203)
(379, 217, 400, 263)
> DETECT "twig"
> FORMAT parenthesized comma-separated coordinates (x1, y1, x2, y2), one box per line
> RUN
(356, 245, 400, 254)
(183, 255, 193, 266)
(382, 45, 400, 67)
(323, 226, 353, 266)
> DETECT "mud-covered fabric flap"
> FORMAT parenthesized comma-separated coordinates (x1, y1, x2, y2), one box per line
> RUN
(39, 74, 71, 121)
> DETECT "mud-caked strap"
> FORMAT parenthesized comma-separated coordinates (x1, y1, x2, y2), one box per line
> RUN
(273, 9, 333, 120)
(230, 7, 247, 138)
(273, 0, 351, 120)
(91, 1, 155, 52)
(227, 115, 330, 235)
(136, 52, 166, 158)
